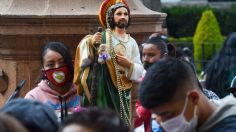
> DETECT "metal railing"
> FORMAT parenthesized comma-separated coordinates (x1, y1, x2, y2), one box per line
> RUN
(172, 42, 217, 72)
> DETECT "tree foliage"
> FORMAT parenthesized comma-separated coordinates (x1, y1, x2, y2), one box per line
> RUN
(193, 10, 223, 72)
(162, 5, 236, 37)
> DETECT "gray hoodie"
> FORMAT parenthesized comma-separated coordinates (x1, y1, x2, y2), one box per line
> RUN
(198, 96, 236, 132)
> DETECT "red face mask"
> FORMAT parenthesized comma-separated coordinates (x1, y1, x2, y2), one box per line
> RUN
(44, 66, 70, 87)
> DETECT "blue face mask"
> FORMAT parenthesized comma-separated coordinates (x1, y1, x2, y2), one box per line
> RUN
(160, 96, 198, 132)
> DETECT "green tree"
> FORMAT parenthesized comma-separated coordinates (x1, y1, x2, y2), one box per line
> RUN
(193, 10, 223, 73)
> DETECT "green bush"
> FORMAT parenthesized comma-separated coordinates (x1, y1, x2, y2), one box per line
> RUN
(161, 5, 236, 37)
(193, 10, 223, 72)
(162, 6, 210, 38)
(168, 37, 193, 43)
(168, 37, 193, 50)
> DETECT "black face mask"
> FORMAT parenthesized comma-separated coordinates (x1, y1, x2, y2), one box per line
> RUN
(143, 61, 154, 70)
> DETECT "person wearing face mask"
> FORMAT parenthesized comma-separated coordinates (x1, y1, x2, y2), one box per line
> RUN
(139, 58, 236, 132)
(135, 33, 172, 132)
(25, 42, 80, 122)
(142, 33, 169, 70)
(138, 32, 176, 81)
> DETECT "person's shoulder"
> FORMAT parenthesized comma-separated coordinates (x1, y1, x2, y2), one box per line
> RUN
(210, 115, 236, 132)
(220, 95, 236, 105)
(24, 88, 39, 99)
(24, 81, 47, 99)
(129, 35, 137, 42)
(65, 84, 78, 97)
(128, 36, 139, 47)
(76, 35, 93, 47)
(207, 96, 236, 131)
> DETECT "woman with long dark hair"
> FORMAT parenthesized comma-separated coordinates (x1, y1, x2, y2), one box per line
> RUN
(25, 42, 80, 122)
(205, 32, 236, 98)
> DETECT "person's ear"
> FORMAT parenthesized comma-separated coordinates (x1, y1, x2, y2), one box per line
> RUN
(188, 90, 199, 105)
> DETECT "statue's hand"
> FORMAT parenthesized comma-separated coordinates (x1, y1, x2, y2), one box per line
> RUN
(116, 53, 132, 68)
(92, 32, 102, 45)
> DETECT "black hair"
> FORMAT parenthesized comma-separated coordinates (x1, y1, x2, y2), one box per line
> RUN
(40, 41, 74, 83)
(144, 33, 169, 57)
(167, 43, 176, 57)
(205, 32, 236, 98)
(0, 112, 28, 132)
(175, 47, 193, 64)
(139, 58, 199, 109)
(1, 99, 59, 132)
(59, 108, 130, 132)
(107, 2, 131, 30)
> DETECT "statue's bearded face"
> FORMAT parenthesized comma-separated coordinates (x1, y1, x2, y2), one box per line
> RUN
(107, 4, 130, 30)
(113, 7, 129, 29)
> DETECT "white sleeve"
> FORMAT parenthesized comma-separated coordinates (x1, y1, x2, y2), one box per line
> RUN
(127, 38, 144, 81)
(79, 37, 93, 67)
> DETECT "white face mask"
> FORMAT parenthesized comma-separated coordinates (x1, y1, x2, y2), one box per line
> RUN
(160, 96, 198, 132)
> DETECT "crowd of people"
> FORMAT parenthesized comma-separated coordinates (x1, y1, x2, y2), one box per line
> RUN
(1, 0, 236, 132)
